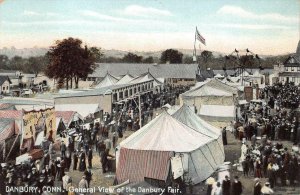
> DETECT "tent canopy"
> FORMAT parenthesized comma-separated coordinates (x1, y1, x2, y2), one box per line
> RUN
(120, 111, 213, 152)
(55, 104, 99, 118)
(199, 105, 235, 118)
(183, 78, 237, 98)
(172, 104, 221, 138)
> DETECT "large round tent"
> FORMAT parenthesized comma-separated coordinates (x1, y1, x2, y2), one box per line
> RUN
(116, 111, 224, 185)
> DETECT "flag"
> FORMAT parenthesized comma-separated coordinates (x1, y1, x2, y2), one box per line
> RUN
(196, 28, 206, 45)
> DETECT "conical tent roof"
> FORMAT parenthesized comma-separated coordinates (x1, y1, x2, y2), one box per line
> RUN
(115, 74, 134, 85)
(172, 104, 221, 138)
(120, 111, 213, 152)
(95, 72, 119, 88)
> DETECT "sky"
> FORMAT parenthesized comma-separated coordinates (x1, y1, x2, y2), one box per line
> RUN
(0, 0, 299, 55)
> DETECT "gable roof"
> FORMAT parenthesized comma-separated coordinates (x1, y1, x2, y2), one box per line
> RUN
(89, 63, 198, 79)
(115, 74, 135, 85)
(183, 78, 237, 97)
(284, 55, 300, 67)
(55, 111, 82, 127)
(95, 72, 119, 88)
(0, 76, 11, 85)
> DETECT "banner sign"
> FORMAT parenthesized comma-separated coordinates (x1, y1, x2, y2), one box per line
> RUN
(21, 108, 56, 151)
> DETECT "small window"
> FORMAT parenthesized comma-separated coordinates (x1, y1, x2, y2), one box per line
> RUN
(6, 86, 8, 90)
(2, 87, 5, 91)
(297, 67, 300, 71)
(291, 67, 294, 71)
(285, 67, 288, 71)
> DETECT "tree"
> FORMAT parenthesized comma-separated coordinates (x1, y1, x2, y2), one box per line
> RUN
(183, 55, 193, 64)
(122, 53, 143, 63)
(25, 56, 48, 75)
(9, 56, 25, 70)
(0, 55, 9, 69)
(45, 37, 100, 89)
(89, 47, 104, 62)
(142, 56, 154, 64)
(160, 49, 183, 64)
(200, 50, 213, 63)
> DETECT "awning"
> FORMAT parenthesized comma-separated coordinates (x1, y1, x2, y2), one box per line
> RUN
(55, 104, 100, 118)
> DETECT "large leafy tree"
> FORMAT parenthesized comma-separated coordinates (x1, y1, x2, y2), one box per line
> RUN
(45, 37, 101, 89)
(160, 49, 183, 64)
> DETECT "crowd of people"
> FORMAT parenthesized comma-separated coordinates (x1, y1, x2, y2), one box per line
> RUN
(0, 85, 189, 195)
(235, 83, 299, 194)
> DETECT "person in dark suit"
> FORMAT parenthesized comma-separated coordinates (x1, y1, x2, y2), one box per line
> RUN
(253, 178, 262, 195)
(231, 176, 243, 195)
(73, 151, 78, 170)
(88, 148, 93, 168)
(60, 141, 66, 158)
(222, 175, 231, 195)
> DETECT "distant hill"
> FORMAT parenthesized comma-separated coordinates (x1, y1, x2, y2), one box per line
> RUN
(0, 47, 225, 59)
(0, 47, 48, 58)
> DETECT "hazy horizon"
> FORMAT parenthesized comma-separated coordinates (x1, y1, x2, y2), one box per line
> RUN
(0, 0, 299, 55)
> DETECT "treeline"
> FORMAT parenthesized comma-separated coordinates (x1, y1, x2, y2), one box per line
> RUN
(0, 55, 48, 74)
(0, 47, 290, 74)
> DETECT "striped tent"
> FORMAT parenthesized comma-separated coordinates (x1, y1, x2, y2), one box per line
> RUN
(116, 111, 219, 184)
(0, 118, 17, 142)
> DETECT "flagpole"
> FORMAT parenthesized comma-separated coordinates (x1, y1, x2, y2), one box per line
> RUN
(194, 27, 197, 63)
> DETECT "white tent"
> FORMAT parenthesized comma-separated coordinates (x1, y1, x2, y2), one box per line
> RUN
(116, 111, 222, 184)
(95, 73, 119, 88)
(172, 105, 225, 166)
(181, 78, 237, 113)
(199, 105, 235, 121)
(115, 74, 134, 85)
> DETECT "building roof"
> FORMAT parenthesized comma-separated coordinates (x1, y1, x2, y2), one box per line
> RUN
(55, 111, 81, 127)
(296, 40, 300, 55)
(95, 72, 119, 88)
(130, 71, 163, 85)
(56, 84, 129, 98)
(0, 110, 23, 119)
(0, 76, 11, 85)
(115, 74, 135, 85)
(0, 103, 16, 110)
(89, 63, 198, 79)
(183, 78, 237, 97)
(55, 104, 99, 118)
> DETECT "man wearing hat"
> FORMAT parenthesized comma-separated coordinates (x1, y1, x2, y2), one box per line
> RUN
(231, 176, 242, 195)
(62, 169, 71, 192)
(222, 175, 231, 195)
(260, 182, 273, 195)
(73, 151, 79, 170)
(87, 148, 93, 169)
(253, 178, 262, 195)
(60, 140, 67, 158)
(78, 175, 88, 192)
